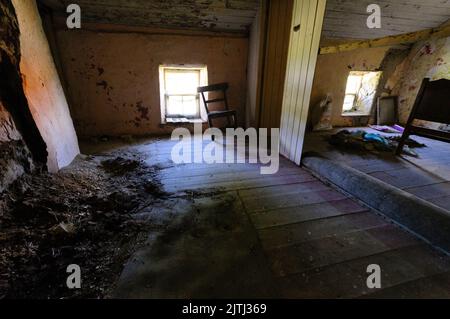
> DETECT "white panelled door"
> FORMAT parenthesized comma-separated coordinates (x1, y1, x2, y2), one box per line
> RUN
(279, 0, 326, 165)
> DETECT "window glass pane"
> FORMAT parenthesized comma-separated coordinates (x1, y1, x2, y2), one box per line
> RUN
(167, 96, 198, 117)
(180, 96, 198, 117)
(166, 96, 183, 117)
(161, 67, 205, 119)
(345, 75, 362, 94)
(164, 68, 200, 118)
(165, 70, 200, 95)
(342, 71, 382, 114)
(343, 94, 355, 111)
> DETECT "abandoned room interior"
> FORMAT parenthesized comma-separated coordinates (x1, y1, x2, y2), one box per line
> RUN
(1, 0, 450, 300)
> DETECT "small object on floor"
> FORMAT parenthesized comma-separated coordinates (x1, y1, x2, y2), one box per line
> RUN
(364, 133, 390, 149)
(369, 125, 401, 134)
(313, 95, 333, 131)
(50, 222, 76, 235)
(402, 145, 418, 157)
(387, 135, 426, 148)
(392, 124, 405, 133)
(439, 124, 450, 133)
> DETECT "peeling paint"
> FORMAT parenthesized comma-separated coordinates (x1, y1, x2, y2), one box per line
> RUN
(40, 0, 259, 33)
(392, 36, 450, 124)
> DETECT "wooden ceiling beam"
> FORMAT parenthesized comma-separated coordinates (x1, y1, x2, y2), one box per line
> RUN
(319, 23, 450, 55)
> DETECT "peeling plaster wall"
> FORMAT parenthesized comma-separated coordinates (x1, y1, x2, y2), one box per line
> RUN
(0, 0, 43, 192)
(309, 45, 391, 128)
(55, 27, 249, 137)
(391, 37, 450, 125)
(12, 0, 80, 172)
(0, 99, 32, 193)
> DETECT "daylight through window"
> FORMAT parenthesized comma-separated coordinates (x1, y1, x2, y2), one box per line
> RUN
(159, 65, 208, 122)
(342, 71, 382, 115)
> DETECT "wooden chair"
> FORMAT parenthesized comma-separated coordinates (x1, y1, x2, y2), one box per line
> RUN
(197, 83, 237, 129)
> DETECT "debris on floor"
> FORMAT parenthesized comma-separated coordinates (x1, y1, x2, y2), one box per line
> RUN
(328, 130, 426, 156)
(368, 124, 404, 134)
(0, 149, 167, 299)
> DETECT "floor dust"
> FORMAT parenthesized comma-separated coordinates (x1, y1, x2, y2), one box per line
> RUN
(0, 148, 167, 299)
(113, 191, 278, 299)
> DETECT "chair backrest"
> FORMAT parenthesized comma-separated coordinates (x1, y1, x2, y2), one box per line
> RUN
(197, 82, 229, 114)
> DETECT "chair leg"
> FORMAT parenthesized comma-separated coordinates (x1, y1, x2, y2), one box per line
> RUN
(208, 118, 215, 141)
(227, 115, 232, 128)
(396, 129, 409, 155)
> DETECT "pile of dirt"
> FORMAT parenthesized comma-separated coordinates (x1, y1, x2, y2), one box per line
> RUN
(0, 149, 167, 299)
(0, 140, 34, 193)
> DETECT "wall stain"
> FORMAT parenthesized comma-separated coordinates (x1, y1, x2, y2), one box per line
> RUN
(136, 101, 150, 121)
(96, 80, 108, 90)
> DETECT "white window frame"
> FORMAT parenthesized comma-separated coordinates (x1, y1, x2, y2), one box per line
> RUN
(159, 65, 208, 123)
(342, 71, 382, 116)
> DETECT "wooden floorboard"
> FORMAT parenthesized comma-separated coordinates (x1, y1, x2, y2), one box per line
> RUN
(242, 189, 347, 213)
(265, 225, 420, 277)
(258, 212, 389, 250)
(249, 199, 368, 230)
(163, 173, 317, 193)
(111, 136, 450, 298)
(162, 167, 307, 186)
(364, 271, 450, 299)
(278, 245, 450, 298)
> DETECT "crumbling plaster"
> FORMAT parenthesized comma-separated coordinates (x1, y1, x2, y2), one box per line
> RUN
(391, 36, 450, 124)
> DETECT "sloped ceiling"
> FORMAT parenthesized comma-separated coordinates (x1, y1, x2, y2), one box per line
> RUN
(323, 0, 450, 39)
(39, 0, 261, 33)
(40, 0, 450, 39)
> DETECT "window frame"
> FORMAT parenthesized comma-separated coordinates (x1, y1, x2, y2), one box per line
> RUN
(159, 65, 208, 124)
(342, 71, 382, 116)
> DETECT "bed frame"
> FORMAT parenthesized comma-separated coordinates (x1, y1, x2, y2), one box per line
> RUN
(396, 78, 450, 155)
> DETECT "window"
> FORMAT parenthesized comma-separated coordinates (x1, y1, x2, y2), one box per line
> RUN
(159, 65, 208, 123)
(342, 71, 382, 115)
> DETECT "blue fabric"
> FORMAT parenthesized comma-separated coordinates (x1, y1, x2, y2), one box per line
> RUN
(363, 133, 389, 147)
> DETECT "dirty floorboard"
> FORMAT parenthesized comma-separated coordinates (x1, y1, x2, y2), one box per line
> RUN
(82, 136, 450, 299)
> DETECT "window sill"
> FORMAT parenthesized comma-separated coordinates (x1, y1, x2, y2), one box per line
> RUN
(341, 112, 371, 117)
(163, 118, 206, 124)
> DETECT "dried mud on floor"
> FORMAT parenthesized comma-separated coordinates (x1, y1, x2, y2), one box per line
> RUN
(0, 148, 168, 299)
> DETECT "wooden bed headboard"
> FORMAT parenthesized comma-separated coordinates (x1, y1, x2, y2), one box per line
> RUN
(396, 78, 450, 155)
(414, 78, 450, 125)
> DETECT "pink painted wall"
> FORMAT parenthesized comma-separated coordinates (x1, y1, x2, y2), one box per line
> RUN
(55, 26, 249, 137)
(13, 0, 80, 172)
